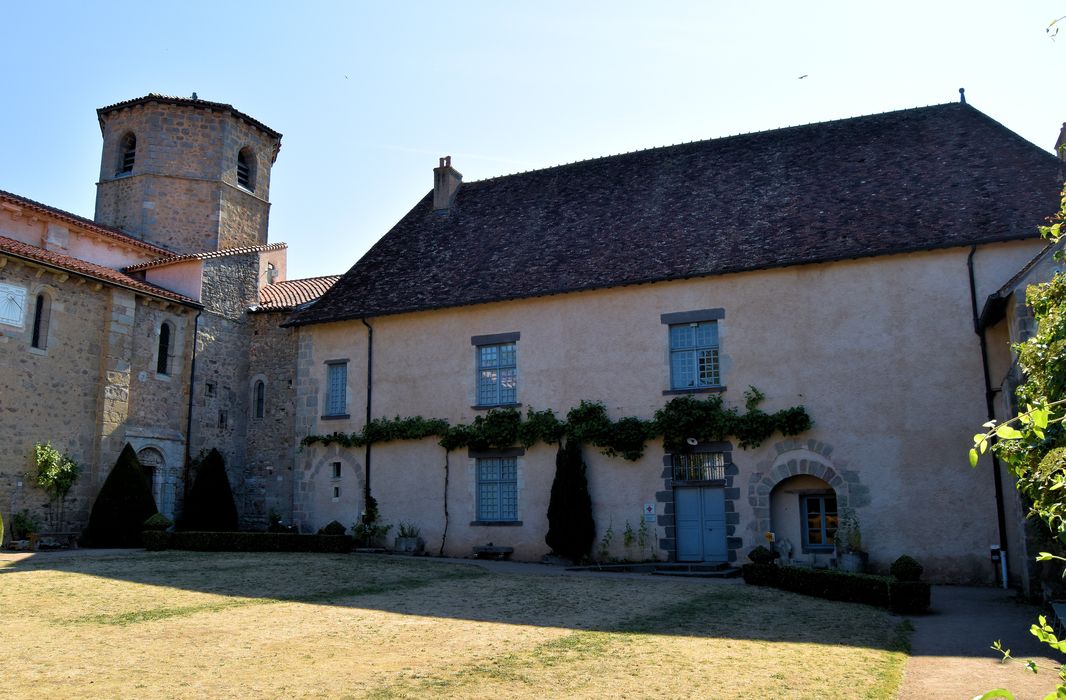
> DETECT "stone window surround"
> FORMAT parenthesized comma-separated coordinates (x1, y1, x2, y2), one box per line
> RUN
(322, 359, 350, 420)
(28, 283, 56, 355)
(251, 373, 268, 420)
(156, 319, 175, 378)
(469, 447, 524, 526)
(660, 308, 726, 396)
(471, 331, 520, 410)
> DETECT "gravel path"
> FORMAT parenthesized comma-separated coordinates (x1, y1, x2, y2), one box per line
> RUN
(899, 585, 1064, 700)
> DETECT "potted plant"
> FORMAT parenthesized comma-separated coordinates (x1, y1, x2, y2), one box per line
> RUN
(11, 510, 41, 551)
(394, 521, 423, 554)
(835, 508, 868, 572)
(352, 495, 392, 548)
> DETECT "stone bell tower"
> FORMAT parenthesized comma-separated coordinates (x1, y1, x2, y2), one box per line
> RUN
(93, 93, 282, 255)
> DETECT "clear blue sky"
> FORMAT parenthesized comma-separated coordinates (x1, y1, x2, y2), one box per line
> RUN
(3, 2, 1065, 279)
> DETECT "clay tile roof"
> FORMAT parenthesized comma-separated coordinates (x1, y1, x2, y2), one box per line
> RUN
(123, 243, 288, 272)
(97, 93, 282, 140)
(293, 103, 1064, 327)
(0, 190, 174, 256)
(0, 236, 200, 306)
(254, 275, 341, 311)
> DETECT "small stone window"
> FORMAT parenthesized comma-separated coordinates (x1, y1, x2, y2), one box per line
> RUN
(118, 132, 136, 175)
(332, 486, 341, 501)
(157, 322, 172, 375)
(254, 380, 265, 419)
(331, 462, 342, 479)
(218, 410, 228, 430)
(237, 147, 256, 191)
(31, 292, 51, 350)
(205, 381, 216, 397)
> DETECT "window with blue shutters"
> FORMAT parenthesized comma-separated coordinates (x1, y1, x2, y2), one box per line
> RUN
(476, 342, 517, 406)
(477, 457, 518, 522)
(669, 321, 720, 389)
(324, 361, 348, 417)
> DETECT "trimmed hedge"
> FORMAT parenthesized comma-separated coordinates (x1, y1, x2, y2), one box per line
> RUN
(170, 531, 354, 553)
(742, 563, 930, 613)
(142, 530, 170, 551)
(83, 443, 158, 547)
(889, 580, 932, 614)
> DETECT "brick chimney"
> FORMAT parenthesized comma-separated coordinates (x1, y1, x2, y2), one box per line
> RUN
(433, 156, 462, 211)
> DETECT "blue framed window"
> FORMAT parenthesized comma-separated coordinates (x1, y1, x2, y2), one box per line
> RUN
(477, 342, 517, 406)
(477, 457, 518, 521)
(669, 321, 720, 389)
(325, 361, 348, 416)
(801, 494, 838, 551)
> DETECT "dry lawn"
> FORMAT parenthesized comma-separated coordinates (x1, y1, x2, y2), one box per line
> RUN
(0, 552, 908, 698)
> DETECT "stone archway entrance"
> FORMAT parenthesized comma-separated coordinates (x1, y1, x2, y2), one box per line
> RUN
(137, 447, 172, 518)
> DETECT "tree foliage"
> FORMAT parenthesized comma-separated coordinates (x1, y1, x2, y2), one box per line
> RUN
(83, 443, 158, 547)
(31, 442, 81, 530)
(545, 440, 595, 564)
(181, 448, 239, 532)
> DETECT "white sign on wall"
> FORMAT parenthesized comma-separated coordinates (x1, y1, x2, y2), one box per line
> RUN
(0, 282, 27, 328)
(643, 502, 655, 523)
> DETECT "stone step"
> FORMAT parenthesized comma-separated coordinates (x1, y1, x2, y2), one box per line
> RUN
(651, 567, 742, 579)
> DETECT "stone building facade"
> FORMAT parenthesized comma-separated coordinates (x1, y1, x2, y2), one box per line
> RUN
(0, 94, 334, 538)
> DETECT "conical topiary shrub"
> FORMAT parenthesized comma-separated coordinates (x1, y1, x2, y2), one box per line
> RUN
(181, 448, 238, 532)
(0, 508, 5, 547)
(545, 440, 595, 564)
(83, 443, 158, 547)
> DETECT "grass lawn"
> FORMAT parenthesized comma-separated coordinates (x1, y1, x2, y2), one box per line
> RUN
(0, 552, 908, 698)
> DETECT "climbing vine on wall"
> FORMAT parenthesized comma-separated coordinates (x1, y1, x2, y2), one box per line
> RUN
(300, 386, 811, 460)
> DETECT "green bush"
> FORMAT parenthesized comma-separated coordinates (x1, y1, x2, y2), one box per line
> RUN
(545, 440, 595, 564)
(181, 448, 238, 532)
(889, 555, 924, 582)
(142, 530, 170, 551)
(317, 520, 347, 536)
(741, 563, 778, 586)
(143, 513, 173, 531)
(741, 563, 892, 608)
(83, 444, 158, 547)
(170, 531, 353, 553)
(0, 508, 4, 546)
(889, 580, 931, 614)
(748, 545, 774, 564)
(12, 510, 41, 538)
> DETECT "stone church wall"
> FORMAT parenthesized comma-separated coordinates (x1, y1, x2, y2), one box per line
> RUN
(242, 311, 300, 529)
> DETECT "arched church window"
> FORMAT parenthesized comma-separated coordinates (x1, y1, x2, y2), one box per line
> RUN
(237, 147, 256, 191)
(118, 132, 136, 175)
(254, 380, 265, 418)
(31, 292, 51, 349)
(157, 322, 172, 375)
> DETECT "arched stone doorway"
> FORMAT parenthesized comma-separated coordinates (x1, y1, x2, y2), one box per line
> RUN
(137, 447, 174, 519)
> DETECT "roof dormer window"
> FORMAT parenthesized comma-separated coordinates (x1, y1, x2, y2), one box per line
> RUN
(118, 132, 136, 175)
(237, 147, 256, 191)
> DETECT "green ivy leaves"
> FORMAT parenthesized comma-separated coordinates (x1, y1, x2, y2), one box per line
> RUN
(301, 387, 812, 460)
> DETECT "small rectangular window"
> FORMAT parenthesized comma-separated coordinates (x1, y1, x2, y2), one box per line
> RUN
(476, 342, 517, 407)
(325, 361, 348, 416)
(331, 462, 342, 479)
(218, 410, 228, 430)
(205, 381, 216, 397)
(671, 452, 726, 482)
(332, 486, 341, 501)
(669, 321, 720, 389)
(802, 494, 838, 551)
(476, 457, 518, 522)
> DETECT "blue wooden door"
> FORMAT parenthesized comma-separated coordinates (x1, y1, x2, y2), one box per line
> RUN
(676, 487, 726, 562)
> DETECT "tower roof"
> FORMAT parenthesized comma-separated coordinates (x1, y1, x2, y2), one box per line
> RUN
(97, 93, 282, 141)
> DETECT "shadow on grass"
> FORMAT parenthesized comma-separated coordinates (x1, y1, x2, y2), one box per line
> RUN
(1, 549, 908, 653)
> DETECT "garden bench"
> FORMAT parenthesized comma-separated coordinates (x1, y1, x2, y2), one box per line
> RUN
(472, 545, 513, 560)
(34, 532, 80, 550)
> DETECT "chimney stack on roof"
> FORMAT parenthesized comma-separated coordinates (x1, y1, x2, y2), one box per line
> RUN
(433, 156, 462, 212)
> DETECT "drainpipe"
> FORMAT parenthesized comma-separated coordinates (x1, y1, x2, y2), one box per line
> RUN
(968, 245, 1010, 589)
(361, 318, 373, 504)
(183, 309, 203, 512)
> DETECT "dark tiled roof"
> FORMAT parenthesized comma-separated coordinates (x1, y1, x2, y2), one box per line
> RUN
(253, 275, 340, 311)
(294, 103, 1063, 326)
(0, 236, 200, 306)
(124, 243, 288, 272)
(0, 190, 174, 256)
(98, 93, 282, 140)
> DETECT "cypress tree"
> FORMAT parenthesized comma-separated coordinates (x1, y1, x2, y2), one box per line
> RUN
(83, 443, 158, 547)
(181, 448, 239, 531)
(545, 440, 595, 563)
